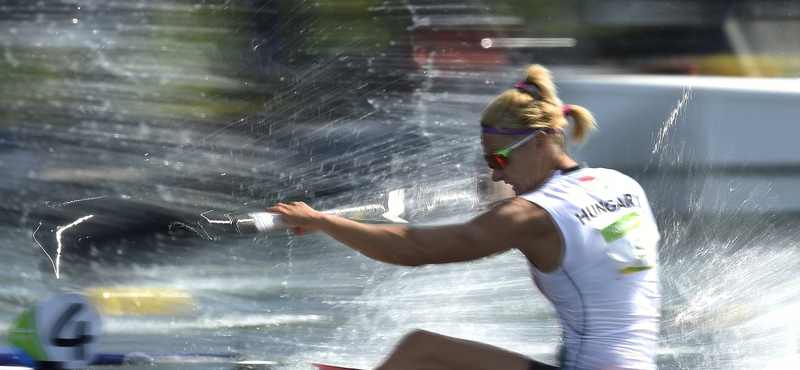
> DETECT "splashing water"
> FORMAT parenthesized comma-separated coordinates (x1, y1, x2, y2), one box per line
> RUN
(650, 86, 692, 162)
(0, 2, 799, 370)
(639, 80, 800, 369)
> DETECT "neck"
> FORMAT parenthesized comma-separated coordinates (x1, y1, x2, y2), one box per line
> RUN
(555, 157, 579, 172)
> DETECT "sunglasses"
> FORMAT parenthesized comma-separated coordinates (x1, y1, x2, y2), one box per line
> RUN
(482, 127, 563, 170)
(484, 132, 538, 170)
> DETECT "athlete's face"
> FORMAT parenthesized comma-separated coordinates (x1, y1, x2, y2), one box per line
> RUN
(481, 131, 555, 195)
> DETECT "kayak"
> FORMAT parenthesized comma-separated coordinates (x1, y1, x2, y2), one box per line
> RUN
(0, 349, 242, 367)
(1, 293, 273, 369)
(2, 293, 352, 370)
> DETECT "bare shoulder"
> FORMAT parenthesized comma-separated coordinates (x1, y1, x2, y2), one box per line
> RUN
(488, 197, 551, 225)
(422, 197, 561, 267)
(474, 197, 556, 245)
(492, 197, 549, 216)
(473, 197, 562, 270)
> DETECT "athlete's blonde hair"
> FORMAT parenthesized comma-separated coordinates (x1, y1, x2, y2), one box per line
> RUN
(480, 64, 597, 148)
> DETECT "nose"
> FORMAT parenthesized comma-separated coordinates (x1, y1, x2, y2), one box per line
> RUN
(491, 168, 503, 182)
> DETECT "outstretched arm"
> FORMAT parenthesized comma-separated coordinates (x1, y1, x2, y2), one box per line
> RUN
(266, 197, 555, 267)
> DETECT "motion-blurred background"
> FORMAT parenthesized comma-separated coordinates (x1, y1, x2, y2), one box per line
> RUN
(1, 1, 799, 370)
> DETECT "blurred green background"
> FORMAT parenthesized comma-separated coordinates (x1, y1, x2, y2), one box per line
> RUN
(1, 0, 798, 128)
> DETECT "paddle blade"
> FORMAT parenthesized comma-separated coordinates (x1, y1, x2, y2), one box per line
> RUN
(84, 287, 195, 315)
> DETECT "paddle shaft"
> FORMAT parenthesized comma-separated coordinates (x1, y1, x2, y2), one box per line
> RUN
(227, 189, 407, 233)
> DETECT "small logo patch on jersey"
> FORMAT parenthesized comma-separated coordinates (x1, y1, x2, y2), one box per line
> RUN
(578, 176, 596, 182)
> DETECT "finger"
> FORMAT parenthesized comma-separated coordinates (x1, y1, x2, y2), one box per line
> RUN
(264, 205, 283, 213)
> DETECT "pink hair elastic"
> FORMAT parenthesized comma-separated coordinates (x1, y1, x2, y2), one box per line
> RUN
(516, 81, 570, 118)
(514, 81, 535, 94)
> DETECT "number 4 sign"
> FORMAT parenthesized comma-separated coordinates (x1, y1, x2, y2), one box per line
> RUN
(8, 293, 102, 369)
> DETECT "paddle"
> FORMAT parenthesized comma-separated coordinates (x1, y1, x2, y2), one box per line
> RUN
(29, 190, 407, 316)
(208, 188, 408, 233)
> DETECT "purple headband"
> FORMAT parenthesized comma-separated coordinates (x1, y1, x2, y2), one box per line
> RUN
(481, 127, 564, 135)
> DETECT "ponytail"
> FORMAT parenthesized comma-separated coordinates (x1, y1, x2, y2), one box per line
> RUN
(481, 64, 597, 146)
(521, 64, 557, 102)
(562, 104, 596, 145)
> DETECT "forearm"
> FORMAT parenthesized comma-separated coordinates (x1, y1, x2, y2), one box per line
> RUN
(317, 214, 427, 266)
(265, 201, 496, 266)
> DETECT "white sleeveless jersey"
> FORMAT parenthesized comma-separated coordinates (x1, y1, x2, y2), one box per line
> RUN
(519, 167, 660, 370)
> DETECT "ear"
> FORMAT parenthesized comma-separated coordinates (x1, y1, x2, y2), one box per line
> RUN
(533, 130, 549, 150)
